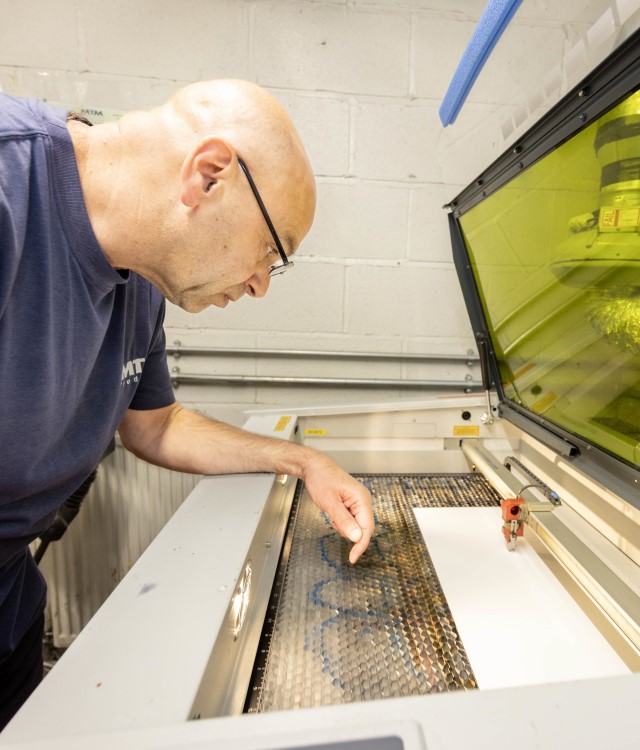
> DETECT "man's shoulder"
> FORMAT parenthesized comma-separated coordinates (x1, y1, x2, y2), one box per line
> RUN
(0, 92, 64, 141)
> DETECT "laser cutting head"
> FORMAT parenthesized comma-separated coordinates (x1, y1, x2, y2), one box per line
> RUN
(550, 91, 640, 354)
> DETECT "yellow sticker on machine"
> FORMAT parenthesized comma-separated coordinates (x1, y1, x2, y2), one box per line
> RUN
(599, 206, 640, 229)
(453, 425, 480, 437)
(274, 416, 292, 432)
(532, 391, 557, 413)
(303, 429, 327, 436)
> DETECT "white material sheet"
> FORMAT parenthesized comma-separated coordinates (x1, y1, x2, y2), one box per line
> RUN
(414, 506, 629, 689)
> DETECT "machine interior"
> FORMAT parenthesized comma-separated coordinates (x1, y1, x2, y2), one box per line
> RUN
(457, 86, 640, 470)
(246, 474, 500, 712)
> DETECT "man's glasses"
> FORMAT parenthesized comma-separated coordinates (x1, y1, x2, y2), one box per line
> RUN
(237, 156, 292, 277)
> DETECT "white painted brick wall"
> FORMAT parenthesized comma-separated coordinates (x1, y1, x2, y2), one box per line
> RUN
(344, 264, 470, 338)
(274, 91, 351, 175)
(253, 3, 412, 96)
(352, 97, 444, 181)
(0, 0, 632, 416)
(82, 1, 251, 81)
(0, 0, 80, 70)
(408, 183, 456, 263)
(306, 180, 410, 260)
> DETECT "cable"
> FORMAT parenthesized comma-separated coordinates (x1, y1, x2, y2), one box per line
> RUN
(34, 468, 98, 566)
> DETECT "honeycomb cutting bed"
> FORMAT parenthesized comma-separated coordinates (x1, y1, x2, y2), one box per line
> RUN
(246, 474, 501, 713)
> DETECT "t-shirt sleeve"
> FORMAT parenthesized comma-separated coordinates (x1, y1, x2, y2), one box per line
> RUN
(128, 299, 176, 410)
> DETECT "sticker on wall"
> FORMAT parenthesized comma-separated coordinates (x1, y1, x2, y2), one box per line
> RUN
(303, 429, 327, 436)
(42, 100, 124, 124)
(453, 425, 480, 437)
(1, 69, 133, 125)
(77, 105, 125, 124)
(274, 416, 292, 432)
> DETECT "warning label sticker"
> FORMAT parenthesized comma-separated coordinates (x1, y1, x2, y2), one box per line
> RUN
(274, 416, 292, 432)
(453, 425, 480, 437)
(599, 206, 640, 230)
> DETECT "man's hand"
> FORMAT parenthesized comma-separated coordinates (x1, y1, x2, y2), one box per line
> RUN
(301, 453, 374, 564)
(119, 405, 375, 562)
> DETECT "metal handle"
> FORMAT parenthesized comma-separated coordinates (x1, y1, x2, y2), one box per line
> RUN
(231, 561, 252, 640)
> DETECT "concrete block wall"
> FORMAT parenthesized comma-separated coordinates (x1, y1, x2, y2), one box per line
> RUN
(1, 0, 634, 421)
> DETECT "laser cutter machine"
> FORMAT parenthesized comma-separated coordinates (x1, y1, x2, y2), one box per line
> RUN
(2, 23, 640, 750)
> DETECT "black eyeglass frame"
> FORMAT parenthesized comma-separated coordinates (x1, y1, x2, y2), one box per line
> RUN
(237, 156, 292, 277)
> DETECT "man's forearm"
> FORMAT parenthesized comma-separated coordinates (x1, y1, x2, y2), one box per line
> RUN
(119, 403, 314, 479)
(118, 403, 374, 563)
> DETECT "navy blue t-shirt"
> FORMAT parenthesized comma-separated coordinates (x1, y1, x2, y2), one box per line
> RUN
(0, 94, 176, 662)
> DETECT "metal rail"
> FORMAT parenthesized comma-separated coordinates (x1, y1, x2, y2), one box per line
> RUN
(167, 342, 481, 390)
(167, 342, 479, 364)
(170, 372, 482, 390)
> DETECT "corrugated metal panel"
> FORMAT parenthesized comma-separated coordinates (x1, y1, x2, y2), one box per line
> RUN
(38, 445, 200, 647)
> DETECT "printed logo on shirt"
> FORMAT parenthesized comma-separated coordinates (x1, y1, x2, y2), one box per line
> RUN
(121, 358, 145, 386)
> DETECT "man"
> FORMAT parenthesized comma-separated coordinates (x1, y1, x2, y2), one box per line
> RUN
(0, 80, 374, 729)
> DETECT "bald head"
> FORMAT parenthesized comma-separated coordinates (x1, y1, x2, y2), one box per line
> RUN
(167, 80, 293, 145)
(73, 79, 316, 312)
(164, 80, 314, 200)
(159, 80, 316, 260)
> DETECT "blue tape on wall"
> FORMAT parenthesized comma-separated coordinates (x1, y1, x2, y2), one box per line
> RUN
(439, 0, 524, 127)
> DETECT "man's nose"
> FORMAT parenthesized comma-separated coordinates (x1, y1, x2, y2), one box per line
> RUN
(245, 267, 270, 298)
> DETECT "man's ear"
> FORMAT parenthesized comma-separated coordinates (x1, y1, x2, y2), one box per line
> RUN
(180, 137, 235, 208)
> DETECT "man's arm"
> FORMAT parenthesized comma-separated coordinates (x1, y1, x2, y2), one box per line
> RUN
(118, 403, 374, 563)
